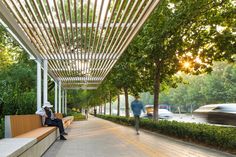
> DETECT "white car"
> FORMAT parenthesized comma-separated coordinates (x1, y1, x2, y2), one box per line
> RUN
(158, 109, 173, 119)
(142, 105, 173, 119)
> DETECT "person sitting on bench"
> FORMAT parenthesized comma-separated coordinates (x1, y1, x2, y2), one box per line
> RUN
(36, 102, 68, 140)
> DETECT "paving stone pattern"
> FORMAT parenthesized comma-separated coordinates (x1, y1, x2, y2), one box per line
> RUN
(43, 116, 236, 157)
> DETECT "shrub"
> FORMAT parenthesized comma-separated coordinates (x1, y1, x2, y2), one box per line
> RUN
(0, 118, 4, 139)
(96, 115, 236, 153)
(66, 108, 73, 116)
(72, 112, 86, 121)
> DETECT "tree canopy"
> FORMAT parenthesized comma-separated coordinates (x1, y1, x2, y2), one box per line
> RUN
(85, 0, 235, 120)
(160, 61, 236, 112)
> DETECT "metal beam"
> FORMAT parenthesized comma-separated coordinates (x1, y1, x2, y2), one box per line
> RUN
(51, 68, 107, 72)
(62, 82, 100, 85)
(23, 22, 135, 29)
(64, 87, 98, 90)
(43, 60, 48, 104)
(59, 77, 103, 81)
(42, 50, 117, 60)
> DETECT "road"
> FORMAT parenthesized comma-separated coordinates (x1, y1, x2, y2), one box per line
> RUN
(169, 114, 207, 123)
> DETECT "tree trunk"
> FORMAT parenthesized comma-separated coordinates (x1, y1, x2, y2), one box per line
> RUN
(104, 103, 106, 115)
(124, 87, 130, 117)
(94, 106, 97, 116)
(99, 106, 101, 114)
(153, 61, 161, 121)
(117, 94, 120, 116)
(109, 91, 112, 115)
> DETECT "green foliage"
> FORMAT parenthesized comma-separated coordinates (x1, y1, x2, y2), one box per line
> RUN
(67, 90, 98, 109)
(97, 115, 236, 153)
(0, 24, 37, 117)
(135, 0, 235, 119)
(108, 45, 147, 94)
(0, 62, 37, 116)
(0, 118, 4, 139)
(0, 25, 21, 70)
(71, 112, 86, 121)
(65, 108, 73, 116)
(66, 103, 86, 120)
(160, 62, 236, 112)
(93, 0, 235, 120)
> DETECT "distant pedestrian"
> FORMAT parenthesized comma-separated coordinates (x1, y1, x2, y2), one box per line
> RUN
(131, 94, 145, 135)
(94, 108, 97, 116)
(85, 109, 88, 120)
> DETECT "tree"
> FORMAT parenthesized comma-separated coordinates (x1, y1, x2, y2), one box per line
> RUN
(159, 61, 236, 112)
(0, 24, 38, 117)
(135, 0, 235, 120)
(106, 44, 148, 117)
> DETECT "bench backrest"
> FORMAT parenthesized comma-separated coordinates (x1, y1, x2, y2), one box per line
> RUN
(54, 113, 63, 119)
(5, 115, 42, 138)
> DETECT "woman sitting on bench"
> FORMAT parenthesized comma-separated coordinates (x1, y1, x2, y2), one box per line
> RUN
(36, 102, 68, 140)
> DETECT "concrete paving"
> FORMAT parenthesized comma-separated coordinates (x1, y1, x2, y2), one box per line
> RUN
(43, 116, 236, 157)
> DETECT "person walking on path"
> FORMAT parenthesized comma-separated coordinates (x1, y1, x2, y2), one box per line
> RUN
(85, 109, 88, 120)
(131, 94, 145, 135)
(36, 102, 68, 140)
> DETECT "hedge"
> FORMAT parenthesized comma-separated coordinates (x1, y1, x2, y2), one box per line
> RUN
(71, 112, 86, 121)
(96, 114, 236, 154)
(0, 118, 4, 139)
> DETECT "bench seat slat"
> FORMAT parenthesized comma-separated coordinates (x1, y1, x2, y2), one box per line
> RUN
(15, 127, 56, 141)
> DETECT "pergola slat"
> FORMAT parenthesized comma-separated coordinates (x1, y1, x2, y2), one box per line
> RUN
(23, 0, 63, 78)
(102, 0, 161, 78)
(0, 0, 160, 89)
(97, 0, 149, 78)
(93, 0, 134, 77)
(53, 0, 68, 77)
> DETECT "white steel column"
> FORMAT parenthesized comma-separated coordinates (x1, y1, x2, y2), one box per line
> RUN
(58, 81, 61, 113)
(63, 90, 65, 113)
(65, 90, 67, 115)
(43, 60, 48, 105)
(62, 90, 64, 113)
(37, 61, 41, 110)
(54, 81, 58, 113)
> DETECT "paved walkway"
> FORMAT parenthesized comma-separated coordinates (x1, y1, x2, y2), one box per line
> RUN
(43, 116, 236, 157)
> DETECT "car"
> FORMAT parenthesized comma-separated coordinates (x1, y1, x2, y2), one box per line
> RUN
(159, 109, 174, 119)
(142, 105, 173, 119)
(194, 103, 236, 126)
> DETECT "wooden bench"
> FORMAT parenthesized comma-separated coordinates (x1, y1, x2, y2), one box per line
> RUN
(2, 114, 74, 157)
(55, 113, 74, 128)
(5, 115, 56, 140)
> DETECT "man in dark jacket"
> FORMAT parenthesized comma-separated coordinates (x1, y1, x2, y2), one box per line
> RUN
(36, 102, 68, 140)
(131, 94, 145, 135)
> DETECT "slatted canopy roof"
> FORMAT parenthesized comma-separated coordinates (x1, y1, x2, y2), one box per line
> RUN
(0, 0, 160, 90)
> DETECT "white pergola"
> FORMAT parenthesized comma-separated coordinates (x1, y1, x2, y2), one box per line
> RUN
(0, 0, 160, 113)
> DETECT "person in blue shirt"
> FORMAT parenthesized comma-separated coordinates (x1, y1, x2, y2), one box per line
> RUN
(131, 94, 145, 135)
